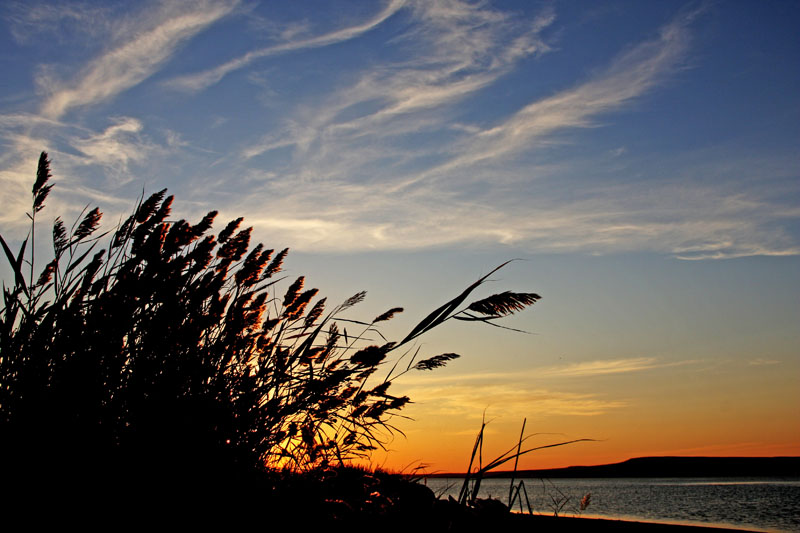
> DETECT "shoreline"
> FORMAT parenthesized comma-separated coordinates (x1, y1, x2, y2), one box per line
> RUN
(506, 514, 765, 532)
(421, 475, 796, 531)
(424, 456, 800, 479)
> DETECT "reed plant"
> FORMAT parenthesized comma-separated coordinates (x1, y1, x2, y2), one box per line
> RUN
(0, 152, 541, 491)
(458, 415, 594, 514)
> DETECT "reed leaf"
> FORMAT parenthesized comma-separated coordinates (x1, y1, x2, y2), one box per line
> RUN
(0, 235, 28, 297)
(2, 152, 542, 481)
(397, 261, 514, 348)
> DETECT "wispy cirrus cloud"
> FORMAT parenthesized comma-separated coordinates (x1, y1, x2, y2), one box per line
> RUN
(393, 6, 700, 191)
(5, 1, 113, 44)
(387, 356, 701, 418)
(214, 157, 800, 259)
(69, 117, 158, 181)
(0, 1, 238, 229)
(218, 3, 799, 260)
(747, 358, 781, 366)
(2, 1, 797, 263)
(0, 115, 161, 231)
(350, 1, 554, 119)
(166, 0, 407, 93)
(397, 357, 694, 388)
(398, 384, 628, 419)
(240, 1, 555, 161)
(537, 357, 664, 377)
(38, 0, 238, 119)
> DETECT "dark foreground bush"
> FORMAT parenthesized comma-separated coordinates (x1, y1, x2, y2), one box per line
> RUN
(0, 153, 540, 504)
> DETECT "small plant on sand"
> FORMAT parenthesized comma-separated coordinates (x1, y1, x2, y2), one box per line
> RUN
(0, 152, 542, 491)
(541, 479, 572, 516)
(580, 492, 592, 512)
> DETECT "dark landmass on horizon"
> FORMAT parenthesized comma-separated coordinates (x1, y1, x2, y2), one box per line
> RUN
(426, 456, 800, 478)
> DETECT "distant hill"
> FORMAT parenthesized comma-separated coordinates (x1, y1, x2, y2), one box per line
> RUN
(428, 456, 800, 478)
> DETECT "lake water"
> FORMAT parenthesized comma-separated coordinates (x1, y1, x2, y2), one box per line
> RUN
(422, 477, 800, 532)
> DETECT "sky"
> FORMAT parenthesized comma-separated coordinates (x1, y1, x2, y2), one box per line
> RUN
(0, 0, 798, 472)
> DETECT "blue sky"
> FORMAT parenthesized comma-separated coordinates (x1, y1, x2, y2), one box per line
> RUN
(1, 0, 798, 468)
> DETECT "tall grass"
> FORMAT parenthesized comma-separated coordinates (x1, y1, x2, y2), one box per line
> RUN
(0, 152, 542, 488)
(458, 415, 594, 512)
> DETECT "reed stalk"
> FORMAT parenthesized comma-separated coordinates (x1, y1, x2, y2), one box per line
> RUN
(0, 152, 543, 481)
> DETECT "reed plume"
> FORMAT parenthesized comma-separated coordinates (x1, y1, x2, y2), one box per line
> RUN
(0, 151, 542, 483)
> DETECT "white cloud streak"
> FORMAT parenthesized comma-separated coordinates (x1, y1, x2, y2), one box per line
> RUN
(747, 358, 781, 366)
(39, 0, 238, 119)
(400, 384, 628, 418)
(537, 357, 666, 377)
(387, 356, 701, 418)
(69, 117, 157, 180)
(2, 2, 797, 262)
(392, 7, 697, 190)
(215, 170, 800, 259)
(240, 1, 555, 161)
(216, 3, 798, 260)
(398, 357, 693, 388)
(166, 0, 407, 93)
(5, 1, 112, 44)
(0, 112, 168, 233)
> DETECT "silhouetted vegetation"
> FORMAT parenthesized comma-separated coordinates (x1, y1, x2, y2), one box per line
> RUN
(0, 152, 540, 505)
(457, 416, 594, 514)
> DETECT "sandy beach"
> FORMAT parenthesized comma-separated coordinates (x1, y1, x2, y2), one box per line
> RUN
(506, 514, 763, 532)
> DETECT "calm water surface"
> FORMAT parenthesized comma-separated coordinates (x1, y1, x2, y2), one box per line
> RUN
(422, 477, 800, 532)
